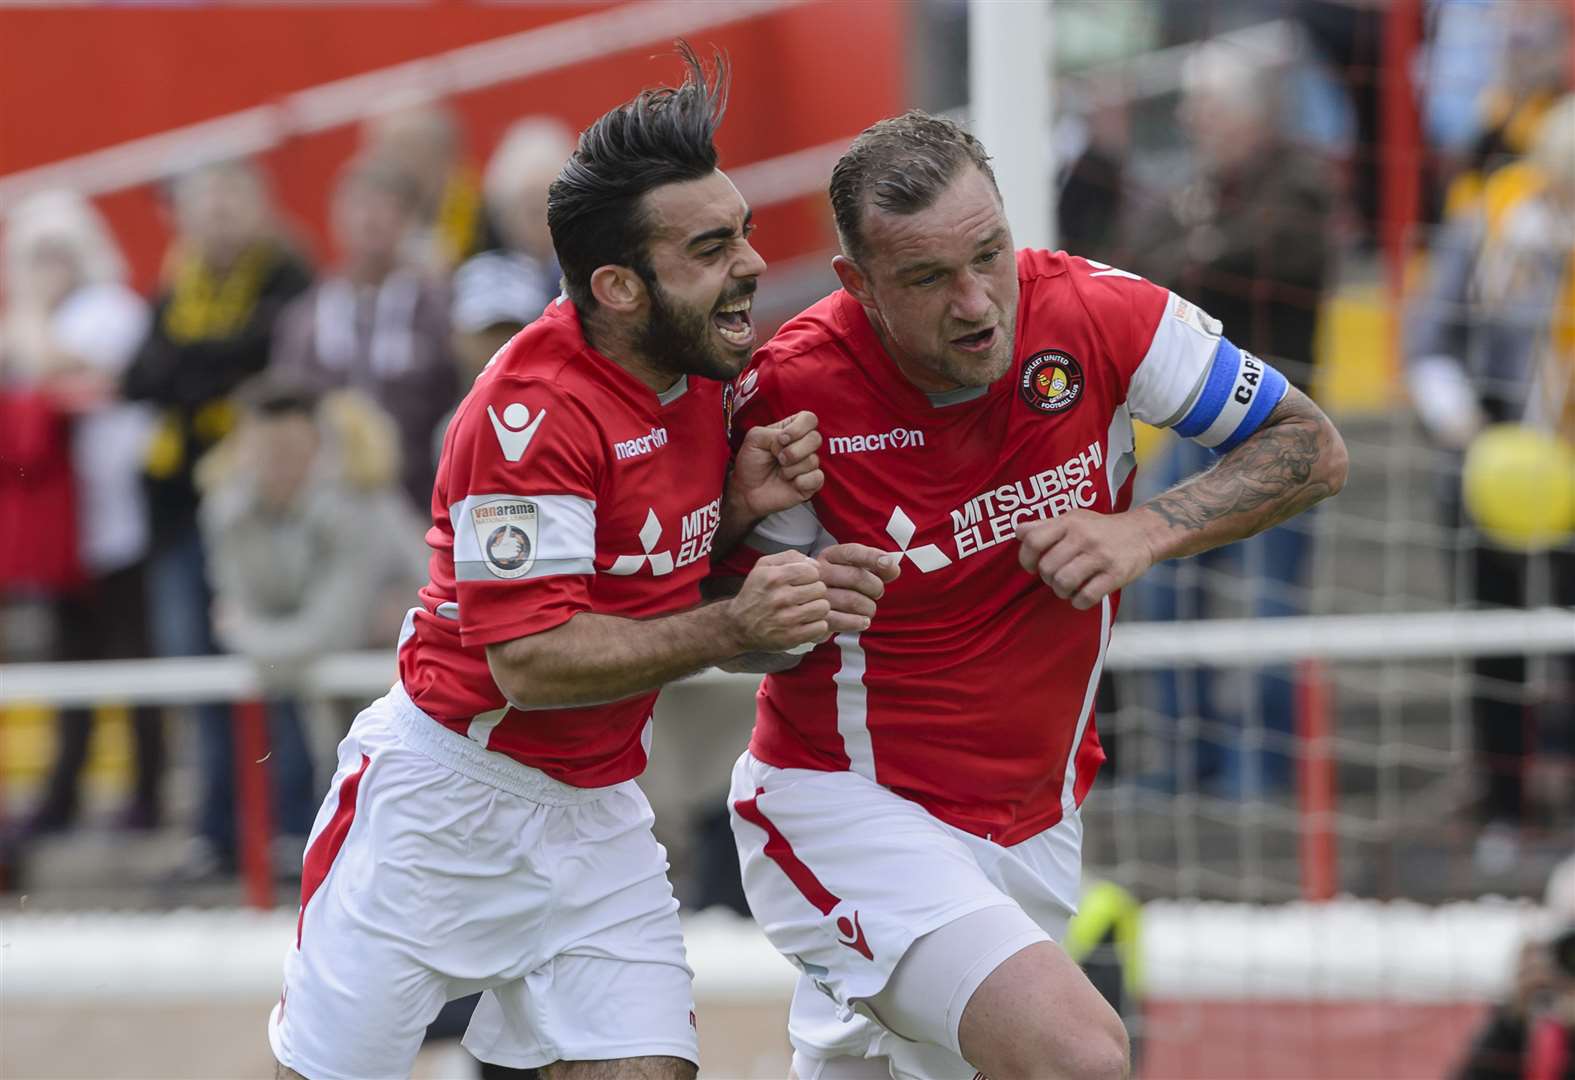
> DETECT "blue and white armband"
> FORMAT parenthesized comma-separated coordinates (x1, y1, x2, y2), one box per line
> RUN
(1170, 338, 1289, 454)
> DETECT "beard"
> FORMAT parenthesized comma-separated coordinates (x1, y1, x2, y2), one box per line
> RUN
(879, 305, 1017, 390)
(636, 273, 755, 382)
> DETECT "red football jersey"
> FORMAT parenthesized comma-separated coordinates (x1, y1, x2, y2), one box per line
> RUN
(398, 297, 730, 787)
(724, 251, 1288, 844)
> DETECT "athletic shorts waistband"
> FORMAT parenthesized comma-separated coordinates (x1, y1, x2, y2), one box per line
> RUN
(385, 682, 619, 806)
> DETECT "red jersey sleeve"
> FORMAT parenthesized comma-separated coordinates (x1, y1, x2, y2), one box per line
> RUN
(441, 377, 606, 647)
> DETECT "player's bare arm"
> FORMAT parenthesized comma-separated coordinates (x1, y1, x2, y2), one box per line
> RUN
(1139, 386, 1347, 554)
(1016, 386, 1347, 610)
(487, 550, 830, 709)
(714, 409, 824, 558)
(713, 542, 900, 673)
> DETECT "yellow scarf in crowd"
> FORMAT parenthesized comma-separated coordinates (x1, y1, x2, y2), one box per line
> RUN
(160, 242, 275, 344)
(144, 243, 277, 479)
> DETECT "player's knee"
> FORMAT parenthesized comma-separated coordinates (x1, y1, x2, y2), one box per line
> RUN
(993, 1011, 1129, 1080)
(273, 1064, 310, 1080)
(542, 1056, 695, 1080)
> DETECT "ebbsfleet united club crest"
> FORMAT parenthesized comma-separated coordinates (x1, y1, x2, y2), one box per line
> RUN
(1018, 350, 1084, 415)
(471, 498, 539, 578)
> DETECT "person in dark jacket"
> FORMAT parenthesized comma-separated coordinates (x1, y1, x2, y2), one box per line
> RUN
(121, 158, 312, 879)
(1122, 40, 1335, 798)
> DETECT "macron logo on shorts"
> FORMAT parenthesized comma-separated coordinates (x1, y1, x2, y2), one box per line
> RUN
(835, 909, 873, 960)
(488, 402, 547, 462)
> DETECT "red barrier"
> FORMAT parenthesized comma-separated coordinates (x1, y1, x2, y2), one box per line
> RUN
(1379, 0, 1423, 304)
(1141, 999, 1488, 1079)
(234, 700, 275, 910)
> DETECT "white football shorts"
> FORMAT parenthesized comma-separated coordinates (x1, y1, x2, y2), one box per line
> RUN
(728, 750, 1081, 1076)
(268, 682, 698, 1079)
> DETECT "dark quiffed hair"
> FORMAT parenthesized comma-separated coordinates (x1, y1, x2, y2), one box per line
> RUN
(829, 110, 998, 262)
(547, 42, 729, 313)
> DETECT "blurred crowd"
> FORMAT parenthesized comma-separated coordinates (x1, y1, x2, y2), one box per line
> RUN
(1054, 0, 1574, 868)
(0, 103, 573, 881)
(1, 0, 1572, 901)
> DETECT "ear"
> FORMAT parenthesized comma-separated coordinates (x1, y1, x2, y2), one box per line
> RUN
(832, 254, 875, 307)
(589, 264, 646, 314)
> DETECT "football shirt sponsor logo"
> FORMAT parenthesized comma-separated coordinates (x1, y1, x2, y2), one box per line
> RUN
(607, 507, 674, 576)
(471, 499, 539, 578)
(605, 497, 722, 577)
(885, 506, 953, 572)
(884, 441, 1106, 572)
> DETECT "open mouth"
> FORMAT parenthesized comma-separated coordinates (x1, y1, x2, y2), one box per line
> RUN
(713, 294, 755, 349)
(951, 326, 996, 352)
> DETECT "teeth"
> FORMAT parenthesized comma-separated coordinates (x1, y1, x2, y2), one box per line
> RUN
(717, 297, 753, 315)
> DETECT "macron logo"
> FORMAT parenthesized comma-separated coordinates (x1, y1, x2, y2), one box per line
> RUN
(828, 427, 926, 455)
(487, 403, 546, 462)
(615, 426, 669, 461)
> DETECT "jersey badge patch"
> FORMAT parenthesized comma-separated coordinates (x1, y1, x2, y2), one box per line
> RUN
(1019, 350, 1085, 415)
(471, 499, 539, 578)
(1172, 296, 1223, 337)
(487, 402, 546, 462)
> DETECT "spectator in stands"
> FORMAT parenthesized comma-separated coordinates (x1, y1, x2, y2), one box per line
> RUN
(1437, 1, 1571, 221)
(432, 120, 571, 463)
(196, 376, 427, 871)
(1406, 94, 1575, 872)
(434, 240, 551, 467)
(121, 158, 312, 879)
(437, 117, 571, 412)
(480, 116, 573, 292)
(1121, 39, 1337, 798)
(362, 102, 491, 276)
(271, 157, 456, 510)
(1, 190, 164, 833)
(1454, 851, 1575, 1079)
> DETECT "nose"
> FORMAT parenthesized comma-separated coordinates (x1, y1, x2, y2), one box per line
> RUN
(734, 237, 767, 280)
(950, 269, 992, 324)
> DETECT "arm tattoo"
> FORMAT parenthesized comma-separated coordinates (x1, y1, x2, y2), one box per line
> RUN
(1145, 396, 1336, 548)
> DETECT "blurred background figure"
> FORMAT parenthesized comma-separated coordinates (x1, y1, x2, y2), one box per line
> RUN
(1406, 93, 1575, 873)
(1435, 0, 1572, 221)
(431, 115, 573, 458)
(1122, 36, 1336, 798)
(477, 116, 573, 296)
(270, 156, 456, 510)
(1, 190, 165, 833)
(121, 158, 312, 880)
(361, 101, 491, 277)
(1454, 851, 1575, 1079)
(196, 376, 427, 873)
(439, 243, 552, 463)
(437, 120, 570, 460)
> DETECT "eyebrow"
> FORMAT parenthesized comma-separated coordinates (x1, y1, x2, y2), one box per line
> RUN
(895, 226, 1008, 279)
(685, 208, 753, 251)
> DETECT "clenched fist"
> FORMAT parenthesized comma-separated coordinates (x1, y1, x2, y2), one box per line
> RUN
(726, 550, 831, 652)
(1015, 509, 1156, 610)
(729, 410, 823, 521)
